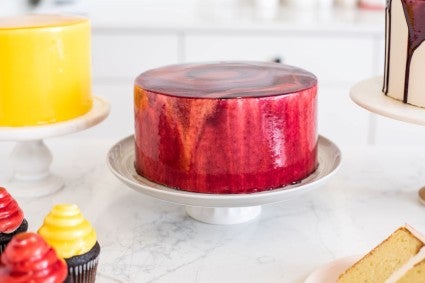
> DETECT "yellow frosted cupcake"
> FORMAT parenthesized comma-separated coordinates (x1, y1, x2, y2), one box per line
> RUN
(38, 204, 100, 283)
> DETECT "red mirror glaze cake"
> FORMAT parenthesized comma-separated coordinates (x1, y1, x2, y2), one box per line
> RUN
(134, 61, 318, 194)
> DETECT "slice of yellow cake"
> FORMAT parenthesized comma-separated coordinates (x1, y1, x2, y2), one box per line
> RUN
(338, 225, 425, 283)
(396, 259, 425, 282)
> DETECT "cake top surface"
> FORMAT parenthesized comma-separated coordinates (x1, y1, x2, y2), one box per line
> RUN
(0, 14, 88, 30)
(135, 61, 317, 99)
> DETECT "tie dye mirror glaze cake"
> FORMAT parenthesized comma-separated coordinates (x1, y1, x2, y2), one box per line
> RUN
(134, 62, 318, 194)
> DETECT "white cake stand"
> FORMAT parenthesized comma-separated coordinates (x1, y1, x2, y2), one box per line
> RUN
(350, 77, 425, 126)
(0, 96, 110, 198)
(107, 135, 341, 225)
(350, 77, 425, 205)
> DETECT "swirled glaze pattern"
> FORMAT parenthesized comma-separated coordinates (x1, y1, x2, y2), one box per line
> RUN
(135, 61, 316, 98)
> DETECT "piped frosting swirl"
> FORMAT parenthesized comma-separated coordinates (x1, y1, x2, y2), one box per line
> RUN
(38, 204, 97, 259)
(0, 187, 24, 234)
(0, 232, 68, 283)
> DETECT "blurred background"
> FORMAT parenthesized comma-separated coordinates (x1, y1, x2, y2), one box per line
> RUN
(3, 0, 424, 149)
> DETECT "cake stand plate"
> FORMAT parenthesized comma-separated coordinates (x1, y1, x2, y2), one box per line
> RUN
(107, 135, 341, 225)
(0, 96, 110, 197)
(304, 255, 360, 283)
(350, 77, 425, 126)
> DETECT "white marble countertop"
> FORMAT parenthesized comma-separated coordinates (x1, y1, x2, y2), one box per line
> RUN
(0, 138, 424, 283)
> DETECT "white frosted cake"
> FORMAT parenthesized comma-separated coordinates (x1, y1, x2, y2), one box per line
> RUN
(383, 0, 425, 107)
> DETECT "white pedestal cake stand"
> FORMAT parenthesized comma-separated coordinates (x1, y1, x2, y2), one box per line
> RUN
(351, 77, 425, 126)
(350, 76, 425, 206)
(107, 135, 341, 225)
(0, 96, 110, 198)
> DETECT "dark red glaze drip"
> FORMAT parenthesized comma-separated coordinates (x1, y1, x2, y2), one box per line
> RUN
(385, 1, 425, 101)
(0, 232, 68, 283)
(0, 188, 24, 234)
(383, 0, 392, 94)
(401, 0, 425, 102)
(135, 61, 317, 99)
(134, 62, 318, 194)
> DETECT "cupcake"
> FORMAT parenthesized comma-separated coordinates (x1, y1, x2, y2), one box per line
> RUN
(0, 187, 28, 254)
(0, 232, 68, 283)
(38, 204, 100, 283)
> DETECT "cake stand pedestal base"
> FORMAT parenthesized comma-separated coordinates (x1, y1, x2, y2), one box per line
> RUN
(185, 206, 262, 225)
(0, 96, 110, 198)
(4, 140, 64, 197)
(4, 174, 64, 198)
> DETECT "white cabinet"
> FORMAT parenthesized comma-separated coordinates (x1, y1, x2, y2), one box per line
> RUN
(92, 32, 180, 81)
(184, 34, 376, 84)
(319, 83, 371, 147)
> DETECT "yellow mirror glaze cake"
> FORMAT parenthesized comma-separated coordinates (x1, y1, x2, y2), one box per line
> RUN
(0, 14, 92, 126)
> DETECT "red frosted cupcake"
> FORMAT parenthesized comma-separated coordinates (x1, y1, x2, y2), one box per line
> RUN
(0, 187, 28, 254)
(0, 232, 68, 283)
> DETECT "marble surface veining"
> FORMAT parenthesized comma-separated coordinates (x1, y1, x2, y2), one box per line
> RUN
(0, 139, 424, 283)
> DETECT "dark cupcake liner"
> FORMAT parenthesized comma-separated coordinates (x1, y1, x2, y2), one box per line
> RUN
(0, 219, 28, 255)
(66, 256, 99, 283)
(65, 241, 100, 283)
